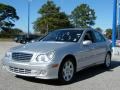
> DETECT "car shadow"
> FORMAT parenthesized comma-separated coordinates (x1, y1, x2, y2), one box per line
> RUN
(16, 60, 120, 86)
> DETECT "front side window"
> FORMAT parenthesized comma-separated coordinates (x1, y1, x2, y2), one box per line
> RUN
(42, 30, 83, 42)
(94, 31, 105, 42)
(83, 31, 96, 43)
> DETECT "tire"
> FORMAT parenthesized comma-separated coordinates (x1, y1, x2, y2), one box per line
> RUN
(58, 57, 76, 84)
(22, 40, 26, 44)
(15, 40, 18, 43)
(20, 40, 22, 44)
(21, 40, 26, 44)
(104, 53, 111, 68)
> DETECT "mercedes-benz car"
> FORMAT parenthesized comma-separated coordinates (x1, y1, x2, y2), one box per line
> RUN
(2, 28, 112, 83)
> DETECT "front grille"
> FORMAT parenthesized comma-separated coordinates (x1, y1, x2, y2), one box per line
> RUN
(9, 66, 31, 74)
(12, 52, 33, 62)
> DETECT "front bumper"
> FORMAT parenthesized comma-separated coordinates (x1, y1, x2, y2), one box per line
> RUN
(2, 59, 59, 79)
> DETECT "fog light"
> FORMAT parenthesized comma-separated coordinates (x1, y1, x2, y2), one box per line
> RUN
(31, 70, 38, 74)
(31, 70, 47, 76)
(40, 70, 47, 75)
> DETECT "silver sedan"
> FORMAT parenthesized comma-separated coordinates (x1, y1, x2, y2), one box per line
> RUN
(2, 28, 112, 83)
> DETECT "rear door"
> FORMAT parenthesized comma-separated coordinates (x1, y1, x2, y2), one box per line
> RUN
(92, 31, 107, 63)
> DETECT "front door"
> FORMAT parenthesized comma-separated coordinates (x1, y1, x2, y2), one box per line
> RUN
(78, 30, 97, 68)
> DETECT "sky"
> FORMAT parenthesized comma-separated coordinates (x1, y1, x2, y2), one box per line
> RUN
(0, 0, 114, 33)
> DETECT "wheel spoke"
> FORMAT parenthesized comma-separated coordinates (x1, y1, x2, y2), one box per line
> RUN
(62, 60, 74, 81)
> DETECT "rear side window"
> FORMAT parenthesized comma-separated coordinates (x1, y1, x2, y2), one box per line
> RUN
(94, 31, 105, 42)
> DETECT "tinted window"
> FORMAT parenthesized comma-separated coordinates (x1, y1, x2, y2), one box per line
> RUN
(94, 31, 105, 42)
(42, 30, 83, 42)
(83, 31, 96, 43)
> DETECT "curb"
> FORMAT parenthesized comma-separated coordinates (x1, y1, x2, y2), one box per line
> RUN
(112, 47, 120, 56)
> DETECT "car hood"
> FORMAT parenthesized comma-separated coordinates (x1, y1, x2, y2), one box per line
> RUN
(10, 41, 75, 53)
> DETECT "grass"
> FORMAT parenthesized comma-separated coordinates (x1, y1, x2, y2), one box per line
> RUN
(0, 38, 13, 41)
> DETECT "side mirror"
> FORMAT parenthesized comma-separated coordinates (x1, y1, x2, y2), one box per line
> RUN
(83, 40, 92, 46)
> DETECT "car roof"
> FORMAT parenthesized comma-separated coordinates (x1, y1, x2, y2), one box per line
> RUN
(57, 28, 94, 31)
(57, 28, 103, 34)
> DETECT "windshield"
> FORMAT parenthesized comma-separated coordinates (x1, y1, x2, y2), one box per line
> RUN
(42, 30, 83, 42)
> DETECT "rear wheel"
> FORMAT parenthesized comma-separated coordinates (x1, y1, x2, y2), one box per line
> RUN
(22, 40, 26, 44)
(58, 58, 75, 83)
(104, 53, 111, 68)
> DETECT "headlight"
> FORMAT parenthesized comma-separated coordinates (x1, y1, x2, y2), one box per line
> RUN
(5, 52, 11, 58)
(36, 51, 55, 62)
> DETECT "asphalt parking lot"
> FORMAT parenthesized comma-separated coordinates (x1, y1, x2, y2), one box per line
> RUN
(0, 42, 120, 90)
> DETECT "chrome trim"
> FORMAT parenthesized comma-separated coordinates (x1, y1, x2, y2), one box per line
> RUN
(12, 52, 33, 62)
(9, 66, 31, 74)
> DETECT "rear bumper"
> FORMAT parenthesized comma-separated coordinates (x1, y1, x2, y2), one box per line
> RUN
(2, 59, 59, 79)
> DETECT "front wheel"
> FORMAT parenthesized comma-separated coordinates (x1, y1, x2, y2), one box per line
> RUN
(104, 53, 111, 68)
(58, 58, 75, 84)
